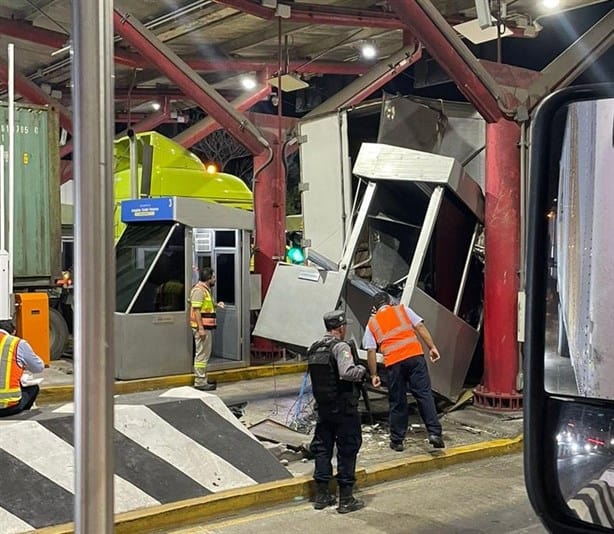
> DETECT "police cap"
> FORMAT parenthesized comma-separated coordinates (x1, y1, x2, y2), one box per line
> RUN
(323, 310, 347, 330)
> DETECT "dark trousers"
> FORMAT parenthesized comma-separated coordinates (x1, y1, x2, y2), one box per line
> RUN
(387, 355, 441, 443)
(0, 385, 40, 418)
(311, 411, 362, 487)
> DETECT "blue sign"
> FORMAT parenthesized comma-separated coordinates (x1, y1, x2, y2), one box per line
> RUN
(121, 198, 175, 222)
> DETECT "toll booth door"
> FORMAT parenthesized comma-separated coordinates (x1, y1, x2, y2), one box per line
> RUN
(194, 229, 244, 363)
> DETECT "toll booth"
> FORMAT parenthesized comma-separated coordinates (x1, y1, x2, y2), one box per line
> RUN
(254, 143, 484, 401)
(114, 197, 253, 380)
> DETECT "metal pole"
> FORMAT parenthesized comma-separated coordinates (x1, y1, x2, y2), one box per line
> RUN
(0, 145, 4, 251)
(7, 43, 14, 301)
(71, 0, 115, 532)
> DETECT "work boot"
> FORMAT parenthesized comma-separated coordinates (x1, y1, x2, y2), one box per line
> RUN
(390, 441, 404, 452)
(313, 482, 336, 510)
(337, 485, 364, 514)
(194, 382, 217, 391)
(428, 434, 445, 448)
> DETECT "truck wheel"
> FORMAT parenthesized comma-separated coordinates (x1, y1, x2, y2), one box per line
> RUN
(50, 307, 69, 361)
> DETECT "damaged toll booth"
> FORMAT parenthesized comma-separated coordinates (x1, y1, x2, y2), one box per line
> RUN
(254, 143, 484, 401)
(114, 197, 254, 380)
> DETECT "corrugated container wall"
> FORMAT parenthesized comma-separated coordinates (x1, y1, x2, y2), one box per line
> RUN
(1, 103, 61, 287)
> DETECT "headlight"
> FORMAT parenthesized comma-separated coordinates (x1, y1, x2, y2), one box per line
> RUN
(571, 443, 579, 453)
(584, 443, 592, 453)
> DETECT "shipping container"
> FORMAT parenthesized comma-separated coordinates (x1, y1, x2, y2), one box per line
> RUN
(0, 102, 61, 287)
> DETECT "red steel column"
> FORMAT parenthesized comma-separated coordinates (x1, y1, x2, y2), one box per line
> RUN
(474, 119, 523, 411)
(251, 144, 286, 360)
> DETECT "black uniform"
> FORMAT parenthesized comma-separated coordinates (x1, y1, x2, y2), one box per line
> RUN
(308, 334, 366, 488)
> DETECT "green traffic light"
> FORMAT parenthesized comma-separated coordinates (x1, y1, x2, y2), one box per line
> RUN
(287, 246, 305, 264)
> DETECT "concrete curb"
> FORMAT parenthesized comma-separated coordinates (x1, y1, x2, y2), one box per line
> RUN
(38, 362, 308, 405)
(35, 434, 523, 534)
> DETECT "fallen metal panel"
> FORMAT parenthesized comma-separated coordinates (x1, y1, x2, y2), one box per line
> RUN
(248, 419, 311, 450)
(409, 288, 479, 401)
(353, 143, 484, 221)
(378, 95, 485, 191)
(298, 112, 351, 262)
(252, 263, 346, 349)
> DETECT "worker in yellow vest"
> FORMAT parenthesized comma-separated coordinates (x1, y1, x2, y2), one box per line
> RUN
(0, 319, 44, 418)
(189, 268, 224, 391)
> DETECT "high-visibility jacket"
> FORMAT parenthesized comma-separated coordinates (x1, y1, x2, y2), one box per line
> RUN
(189, 282, 216, 329)
(0, 332, 23, 409)
(366, 304, 423, 367)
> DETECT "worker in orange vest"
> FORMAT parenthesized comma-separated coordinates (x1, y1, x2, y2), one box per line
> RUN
(362, 292, 444, 451)
(0, 319, 44, 418)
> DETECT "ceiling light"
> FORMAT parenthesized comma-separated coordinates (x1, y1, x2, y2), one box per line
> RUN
(152, 102, 161, 111)
(361, 43, 377, 60)
(241, 76, 257, 90)
(542, 0, 560, 8)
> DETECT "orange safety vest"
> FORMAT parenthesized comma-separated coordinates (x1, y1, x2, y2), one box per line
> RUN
(0, 333, 23, 409)
(367, 304, 423, 367)
(189, 282, 217, 330)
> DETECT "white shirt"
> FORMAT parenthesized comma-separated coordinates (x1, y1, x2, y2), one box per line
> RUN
(0, 329, 44, 373)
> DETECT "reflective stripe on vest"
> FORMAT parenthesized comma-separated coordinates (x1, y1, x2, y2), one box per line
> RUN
(0, 333, 22, 408)
(190, 283, 217, 329)
(367, 304, 423, 367)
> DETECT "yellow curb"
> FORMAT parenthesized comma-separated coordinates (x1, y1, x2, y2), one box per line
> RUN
(38, 362, 307, 405)
(35, 435, 523, 534)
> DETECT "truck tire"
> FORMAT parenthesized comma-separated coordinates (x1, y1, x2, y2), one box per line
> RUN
(50, 307, 69, 361)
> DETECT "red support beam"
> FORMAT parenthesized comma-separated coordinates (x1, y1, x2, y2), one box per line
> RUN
(473, 119, 523, 411)
(174, 85, 271, 148)
(0, 60, 72, 133)
(114, 8, 269, 156)
(187, 58, 369, 76)
(390, 0, 507, 123)
(0, 17, 141, 68)
(214, 0, 404, 29)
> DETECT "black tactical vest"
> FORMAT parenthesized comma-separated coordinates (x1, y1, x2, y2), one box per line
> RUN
(307, 337, 359, 416)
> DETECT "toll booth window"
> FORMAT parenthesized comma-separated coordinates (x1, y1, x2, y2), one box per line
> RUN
(215, 230, 236, 248)
(418, 190, 476, 314)
(216, 253, 235, 305)
(116, 223, 180, 313)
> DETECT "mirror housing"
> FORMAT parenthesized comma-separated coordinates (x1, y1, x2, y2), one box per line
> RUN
(525, 83, 614, 533)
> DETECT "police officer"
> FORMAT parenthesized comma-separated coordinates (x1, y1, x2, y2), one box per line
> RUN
(308, 309, 367, 514)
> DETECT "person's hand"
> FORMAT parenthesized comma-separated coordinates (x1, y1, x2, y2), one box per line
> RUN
(429, 347, 441, 362)
(198, 328, 207, 339)
(217, 301, 225, 309)
(371, 374, 381, 388)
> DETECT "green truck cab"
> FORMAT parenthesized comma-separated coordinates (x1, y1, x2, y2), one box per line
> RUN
(112, 131, 253, 240)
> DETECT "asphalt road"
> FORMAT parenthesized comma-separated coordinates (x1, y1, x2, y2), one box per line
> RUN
(168, 453, 547, 534)
(558, 452, 613, 499)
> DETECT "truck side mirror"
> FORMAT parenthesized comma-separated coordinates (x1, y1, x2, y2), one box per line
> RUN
(525, 83, 614, 533)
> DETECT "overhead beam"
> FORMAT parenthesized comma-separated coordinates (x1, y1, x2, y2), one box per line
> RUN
(0, 60, 72, 132)
(221, 21, 307, 53)
(114, 8, 269, 155)
(0, 17, 141, 67)
(214, 0, 405, 29)
(526, 9, 614, 111)
(174, 84, 271, 148)
(187, 58, 370, 75)
(390, 0, 509, 123)
(304, 43, 422, 119)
